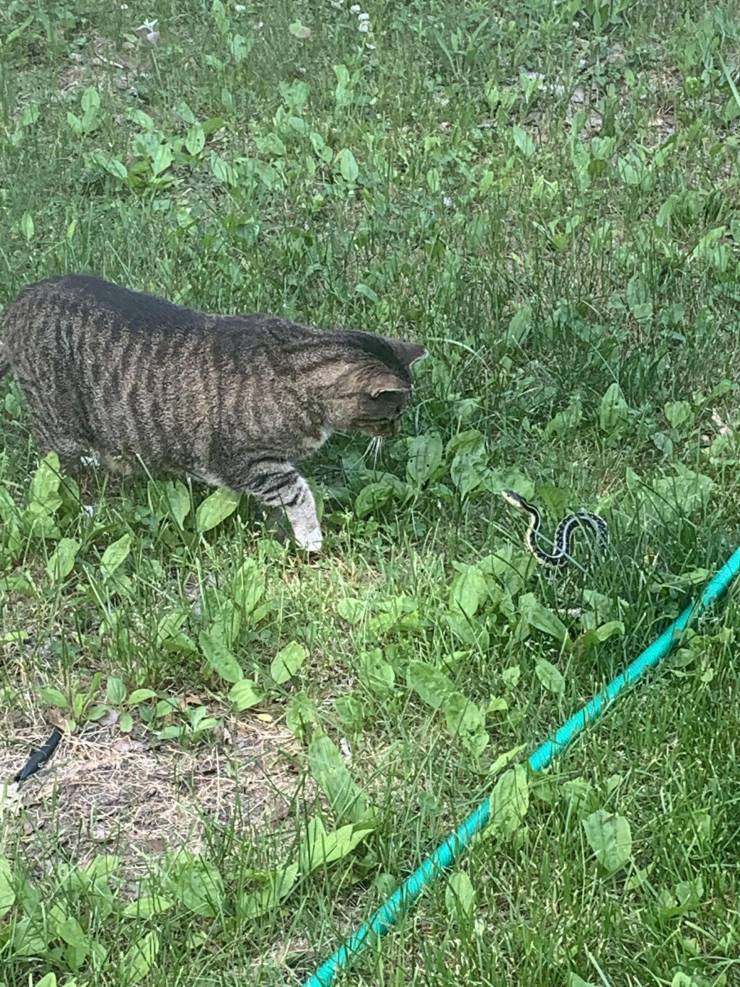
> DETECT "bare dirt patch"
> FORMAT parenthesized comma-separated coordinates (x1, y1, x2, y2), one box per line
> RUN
(1, 713, 308, 874)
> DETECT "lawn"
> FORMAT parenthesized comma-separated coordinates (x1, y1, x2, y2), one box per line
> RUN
(1, 1, 739, 985)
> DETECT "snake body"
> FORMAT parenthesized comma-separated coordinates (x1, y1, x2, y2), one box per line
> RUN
(501, 489, 608, 567)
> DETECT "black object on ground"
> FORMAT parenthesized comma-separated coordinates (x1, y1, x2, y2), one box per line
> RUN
(14, 727, 63, 783)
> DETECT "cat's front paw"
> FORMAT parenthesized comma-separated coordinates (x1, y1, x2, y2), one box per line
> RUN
(294, 525, 323, 553)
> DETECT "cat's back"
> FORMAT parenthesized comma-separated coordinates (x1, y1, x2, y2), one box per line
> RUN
(3, 274, 319, 353)
(4, 274, 208, 340)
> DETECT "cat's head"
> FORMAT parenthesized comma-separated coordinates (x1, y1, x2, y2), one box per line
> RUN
(325, 333, 427, 437)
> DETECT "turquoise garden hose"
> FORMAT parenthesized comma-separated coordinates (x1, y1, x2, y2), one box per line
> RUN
(304, 547, 740, 987)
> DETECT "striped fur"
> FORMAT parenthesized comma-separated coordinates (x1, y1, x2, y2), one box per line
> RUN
(0, 275, 426, 551)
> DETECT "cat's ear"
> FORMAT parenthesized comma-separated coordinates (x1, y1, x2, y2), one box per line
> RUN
(367, 373, 411, 399)
(391, 340, 427, 369)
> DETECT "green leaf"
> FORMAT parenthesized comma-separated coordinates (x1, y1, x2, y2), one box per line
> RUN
(575, 619, 625, 656)
(122, 895, 174, 918)
(185, 123, 206, 156)
(512, 124, 535, 158)
(308, 734, 371, 825)
(407, 660, 455, 710)
(567, 976, 597, 987)
(445, 871, 476, 923)
(449, 564, 488, 619)
(20, 211, 34, 241)
(106, 676, 127, 705)
(238, 863, 299, 919)
(47, 537, 80, 582)
(519, 593, 569, 644)
(582, 809, 632, 873)
(545, 399, 582, 439)
(156, 612, 197, 655)
(199, 626, 243, 684)
(210, 152, 237, 186)
(443, 691, 489, 756)
(488, 764, 529, 837)
(359, 648, 395, 693)
(40, 686, 68, 708)
(643, 465, 715, 522)
(592, 620, 625, 642)
(100, 533, 132, 578)
(664, 400, 694, 431)
(355, 282, 378, 303)
(561, 778, 596, 813)
(195, 487, 241, 532)
(501, 664, 521, 689)
(270, 641, 307, 684)
(450, 449, 488, 499)
(58, 916, 89, 949)
(229, 678, 264, 712)
(535, 657, 565, 695)
(0, 857, 15, 918)
(231, 558, 266, 616)
(288, 20, 311, 39)
(489, 743, 528, 776)
(81, 86, 100, 114)
(406, 433, 443, 486)
(12, 917, 47, 956)
(446, 612, 490, 649)
(336, 598, 366, 623)
(171, 855, 224, 916)
(34, 975, 58, 987)
(599, 382, 630, 435)
(626, 273, 653, 322)
(336, 147, 359, 182)
(285, 691, 319, 741)
(121, 930, 160, 986)
(161, 480, 191, 528)
(126, 688, 157, 705)
(354, 480, 394, 519)
(151, 142, 173, 176)
(28, 452, 62, 512)
(505, 303, 532, 345)
(94, 152, 128, 179)
(299, 816, 374, 874)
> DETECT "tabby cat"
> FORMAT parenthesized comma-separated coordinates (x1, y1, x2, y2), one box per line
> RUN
(0, 275, 426, 552)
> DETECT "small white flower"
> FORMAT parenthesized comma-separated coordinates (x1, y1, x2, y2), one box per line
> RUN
(358, 20, 370, 32)
(120, 3, 129, 9)
(442, 195, 453, 208)
(146, 30, 159, 44)
(358, 11, 370, 20)
(234, 3, 246, 11)
(350, 4, 361, 11)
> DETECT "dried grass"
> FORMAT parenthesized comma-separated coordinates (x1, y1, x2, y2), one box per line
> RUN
(0, 713, 308, 874)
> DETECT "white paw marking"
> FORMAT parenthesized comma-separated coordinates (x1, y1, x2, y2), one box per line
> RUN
(294, 524, 323, 553)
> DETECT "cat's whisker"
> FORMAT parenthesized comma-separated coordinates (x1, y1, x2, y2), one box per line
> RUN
(372, 435, 383, 469)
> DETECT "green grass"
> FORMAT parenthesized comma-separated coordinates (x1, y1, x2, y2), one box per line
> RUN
(1, 1, 739, 985)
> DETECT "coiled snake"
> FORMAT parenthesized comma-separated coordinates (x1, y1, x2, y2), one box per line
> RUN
(501, 489, 608, 567)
